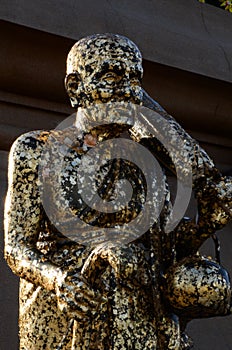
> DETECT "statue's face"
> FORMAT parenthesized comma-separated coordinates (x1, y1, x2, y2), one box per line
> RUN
(66, 35, 143, 108)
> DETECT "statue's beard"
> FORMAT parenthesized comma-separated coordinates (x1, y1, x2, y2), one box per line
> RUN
(75, 102, 137, 133)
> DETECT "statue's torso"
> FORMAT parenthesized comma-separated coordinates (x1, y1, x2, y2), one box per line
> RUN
(18, 127, 182, 350)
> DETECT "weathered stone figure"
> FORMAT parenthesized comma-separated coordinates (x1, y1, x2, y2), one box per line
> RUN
(4, 34, 232, 349)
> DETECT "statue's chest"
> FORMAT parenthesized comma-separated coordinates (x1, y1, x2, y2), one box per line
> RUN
(40, 132, 146, 246)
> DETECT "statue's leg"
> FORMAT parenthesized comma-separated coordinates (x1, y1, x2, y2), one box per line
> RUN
(19, 279, 72, 350)
(19, 279, 111, 350)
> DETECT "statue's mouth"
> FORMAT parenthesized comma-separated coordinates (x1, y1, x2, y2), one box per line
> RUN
(75, 102, 137, 133)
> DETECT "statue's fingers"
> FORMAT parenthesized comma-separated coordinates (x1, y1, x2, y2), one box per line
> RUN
(75, 288, 107, 307)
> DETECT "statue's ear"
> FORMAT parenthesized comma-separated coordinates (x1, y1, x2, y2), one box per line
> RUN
(64, 72, 82, 107)
(64, 72, 81, 94)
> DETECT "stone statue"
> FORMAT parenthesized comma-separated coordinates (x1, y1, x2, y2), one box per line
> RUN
(4, 33, 232, 350)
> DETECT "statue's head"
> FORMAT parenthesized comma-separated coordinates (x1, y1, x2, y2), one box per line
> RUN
(65, 34, 143, 108)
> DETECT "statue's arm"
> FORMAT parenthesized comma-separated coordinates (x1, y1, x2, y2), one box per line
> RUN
(141, 90, 232, 256)
(4, 131, 102, 318)
(4, 131, 64, 290)
(175, 174, 231, 259)
(158, 109, 232, 256)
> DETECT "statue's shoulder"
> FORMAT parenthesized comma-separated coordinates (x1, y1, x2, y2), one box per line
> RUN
(9, 130, 51, 163)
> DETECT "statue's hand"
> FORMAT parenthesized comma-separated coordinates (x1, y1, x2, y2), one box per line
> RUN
(82, 243, 151, 287)
(55, 270, 106, 321)
(214, 176, 232, 220)
(198, 176, 232, 228)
